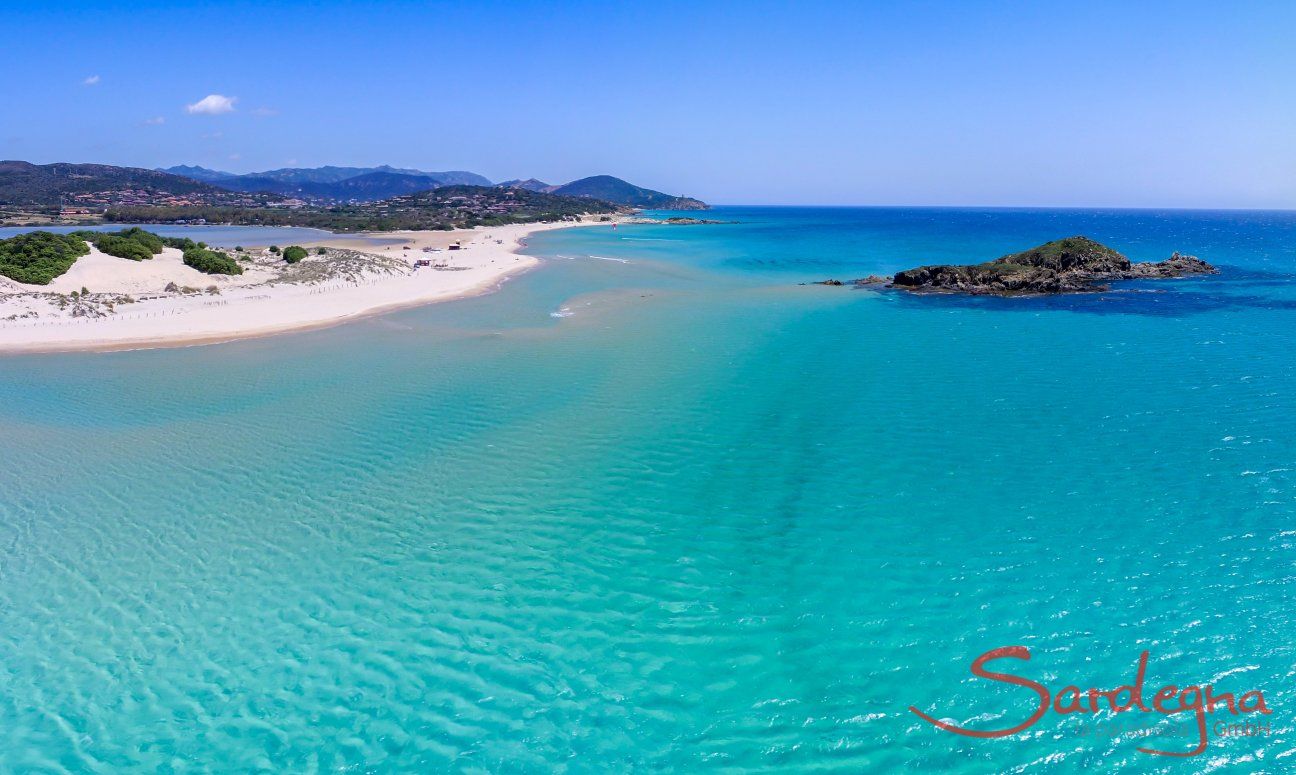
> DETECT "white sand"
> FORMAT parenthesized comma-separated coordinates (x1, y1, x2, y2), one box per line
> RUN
(0, 220, 602, 354)
(2, 242, 287, 296)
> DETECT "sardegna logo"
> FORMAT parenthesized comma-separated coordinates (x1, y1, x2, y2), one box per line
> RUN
(909, 646, 1271, 757)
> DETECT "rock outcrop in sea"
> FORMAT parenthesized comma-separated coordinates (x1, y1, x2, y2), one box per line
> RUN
(623, 216, 734, 225)
(832, 236, 1217, 296)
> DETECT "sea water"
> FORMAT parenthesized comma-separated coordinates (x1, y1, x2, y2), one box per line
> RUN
(2, 208, 1295, 771)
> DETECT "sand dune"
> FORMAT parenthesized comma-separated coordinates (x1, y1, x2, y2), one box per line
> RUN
(0, 220, 602, 353)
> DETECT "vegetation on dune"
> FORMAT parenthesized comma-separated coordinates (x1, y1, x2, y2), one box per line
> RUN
(117, 227, 165, 252)
(169, 237, 207, 252)
(182, 247, 243, 275)
(0, 230, 91, 284)
(94, 235, 154, 260)
(282, 245, 308, 263)
(72, 227, 166, 261)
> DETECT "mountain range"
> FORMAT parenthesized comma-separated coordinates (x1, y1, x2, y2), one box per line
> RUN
(494, 176, 708, 209)
(547, 176, 707, 210)
(495, 178, 553, 193)
(160, 166, 707, 209)
(1, 160, 707, 211)
(0, 160, 279, 208)
(158, 165, 492, 201)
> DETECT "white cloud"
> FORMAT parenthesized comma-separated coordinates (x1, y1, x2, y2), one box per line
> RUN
(186, 94, 237, 115)
(83, 75, 100, 86)
(228, 153, 242, 161)
(251, 107, 279, 117)
(144, 116, 165, 125)
(201, 131, 224, 140)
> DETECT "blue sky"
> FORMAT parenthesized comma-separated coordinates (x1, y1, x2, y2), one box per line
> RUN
(3, 0, 1294, 208)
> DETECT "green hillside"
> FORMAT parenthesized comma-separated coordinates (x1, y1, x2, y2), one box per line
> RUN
(551, 175, 707, 210)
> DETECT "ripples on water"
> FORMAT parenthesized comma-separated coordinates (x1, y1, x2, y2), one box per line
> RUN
(2, 209, 1296, 771)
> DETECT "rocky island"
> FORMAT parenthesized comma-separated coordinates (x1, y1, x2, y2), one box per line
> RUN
(623, 216, 734, 225)
(822, 236, 1217, 296)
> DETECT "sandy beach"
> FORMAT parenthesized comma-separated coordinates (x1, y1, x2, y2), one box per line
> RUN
(0, 220, 597, 354)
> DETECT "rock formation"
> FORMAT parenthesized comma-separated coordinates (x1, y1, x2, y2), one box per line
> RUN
(826, 237, 1217, 296)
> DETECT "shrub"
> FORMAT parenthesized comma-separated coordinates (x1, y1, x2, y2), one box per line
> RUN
(316, 247, 327, 255)
(113, 227, 165, 254)
(160, 236, 199, 251)
(93, 234, 154, 261)
(182, 247, 243, 275)
(282, 245, 308, 264)
(71, 227, 165, 261)
(0, 231, 91, 284)
(269, 245, 280, 254)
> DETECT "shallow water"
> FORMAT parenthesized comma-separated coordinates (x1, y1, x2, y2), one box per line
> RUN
(2, 208, 1295, 771)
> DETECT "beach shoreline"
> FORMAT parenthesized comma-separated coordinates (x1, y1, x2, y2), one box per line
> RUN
(0, 219, 599, 355)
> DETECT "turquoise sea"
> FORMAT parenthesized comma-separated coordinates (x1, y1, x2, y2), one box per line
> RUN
(3, 207, 1296, 771)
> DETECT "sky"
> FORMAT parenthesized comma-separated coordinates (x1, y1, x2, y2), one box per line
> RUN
(2, 0, 1294, 208)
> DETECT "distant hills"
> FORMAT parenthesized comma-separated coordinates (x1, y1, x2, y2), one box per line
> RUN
(1, 160, 708, 212)
(548, 175, 707, 210)
(104, 185, 623, 232)
(495, 175, 706, 210)
(245, 165, 490, 187)
(168, 166, 707, 209)
(161, 164, 238, 182)
(0, 160, 278, 208)
(496, 178, 553, 193)
(158, 164, 492, 201)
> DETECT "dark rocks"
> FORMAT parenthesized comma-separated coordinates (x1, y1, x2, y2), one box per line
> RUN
(662, 217, 732, 225)
(623, 216, 735, 225)
(853, 275, 891, 286)
(656, 198, 709, 211)
(883, 237, 1216, 296)
(891, 263, 1097, 295)
(1122, 251, 1218, 279)
(805, 275, 888, 288)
